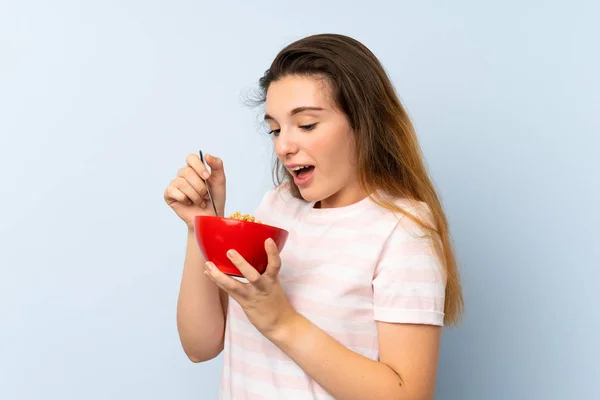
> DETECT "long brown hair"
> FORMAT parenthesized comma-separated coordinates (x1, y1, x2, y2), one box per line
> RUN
(254, 33, 463, 325)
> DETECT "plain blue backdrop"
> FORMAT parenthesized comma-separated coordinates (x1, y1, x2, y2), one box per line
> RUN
(1, 1, 598, 399)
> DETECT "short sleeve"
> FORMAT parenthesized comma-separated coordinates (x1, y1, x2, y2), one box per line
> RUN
(372, 207, 447, 326)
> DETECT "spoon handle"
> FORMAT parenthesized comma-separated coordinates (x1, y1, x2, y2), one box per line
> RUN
(199, 150, 219, 217)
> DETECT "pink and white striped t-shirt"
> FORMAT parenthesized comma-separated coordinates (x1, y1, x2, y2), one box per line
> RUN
(219, 185, 447, 399)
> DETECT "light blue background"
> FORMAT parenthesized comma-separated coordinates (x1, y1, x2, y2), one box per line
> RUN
(1, 1, 598, 399)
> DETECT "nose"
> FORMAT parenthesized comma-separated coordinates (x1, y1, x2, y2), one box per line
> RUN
(273, 129, 299, 159)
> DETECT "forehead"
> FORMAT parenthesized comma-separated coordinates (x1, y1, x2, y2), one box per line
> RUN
(265, 75, 334, 114)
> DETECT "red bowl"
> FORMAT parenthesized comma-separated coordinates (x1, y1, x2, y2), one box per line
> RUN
(193, 215, 289, 277)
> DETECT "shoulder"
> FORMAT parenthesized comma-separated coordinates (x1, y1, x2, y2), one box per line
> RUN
(394, 199, 436, 233)
(371, 192, 436, 235)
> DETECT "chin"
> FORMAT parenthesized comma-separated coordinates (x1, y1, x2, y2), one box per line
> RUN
(297, 186, 317, 201)
(297, 185, 331, 204)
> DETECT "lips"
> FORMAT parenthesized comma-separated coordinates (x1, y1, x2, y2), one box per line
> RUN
(290, 165, 315, 186)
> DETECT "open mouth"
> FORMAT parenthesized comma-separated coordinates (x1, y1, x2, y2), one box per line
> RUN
(290, 165, 315, 178)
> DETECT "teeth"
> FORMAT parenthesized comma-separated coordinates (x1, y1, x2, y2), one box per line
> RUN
(290, 165, 310, 171)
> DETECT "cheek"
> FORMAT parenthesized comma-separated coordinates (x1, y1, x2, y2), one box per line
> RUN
(314, 125, 349, 153)
(312, 132, 355, 172)
(324, 130, 354, 157)
(310, 136, 338, 167)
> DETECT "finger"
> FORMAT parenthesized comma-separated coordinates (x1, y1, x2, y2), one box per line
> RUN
(164, 185, 192, 205)
(186, 153, 211, 180)
(205, 262, 246, 294)
(263, 238, 282, 278)
(174, 177, 203, 205)
(179, 166, 208, 196)
(204, 153, 225, 182)
(204, 154, 226, 209)
(227, 249, 262, 284)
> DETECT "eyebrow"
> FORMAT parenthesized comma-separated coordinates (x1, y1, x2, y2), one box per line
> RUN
(264, 106, 325, 121)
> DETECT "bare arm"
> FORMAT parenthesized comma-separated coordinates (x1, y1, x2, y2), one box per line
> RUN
(164, 152, 228, 362)
(176, 229, 228, 362)
(269, 316, 440, 400)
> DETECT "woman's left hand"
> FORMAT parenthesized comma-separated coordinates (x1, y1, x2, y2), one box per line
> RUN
(204, 238, 297, 339)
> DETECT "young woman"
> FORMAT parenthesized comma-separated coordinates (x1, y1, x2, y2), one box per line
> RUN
(164, 33, 463, 400)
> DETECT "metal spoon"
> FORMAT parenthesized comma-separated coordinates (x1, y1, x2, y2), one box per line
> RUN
(199, 150, 219, 217)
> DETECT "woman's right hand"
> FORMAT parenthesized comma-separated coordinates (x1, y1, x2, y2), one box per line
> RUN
(164, 153, 226, 229)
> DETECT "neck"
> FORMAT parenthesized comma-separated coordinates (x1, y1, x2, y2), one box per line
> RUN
(315, 184, 369, 209)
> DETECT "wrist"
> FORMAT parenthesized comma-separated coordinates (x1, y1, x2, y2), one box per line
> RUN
(266, 310, 305, 346)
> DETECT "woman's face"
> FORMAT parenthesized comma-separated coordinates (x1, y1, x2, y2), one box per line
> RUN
(265, 75, 367, 208)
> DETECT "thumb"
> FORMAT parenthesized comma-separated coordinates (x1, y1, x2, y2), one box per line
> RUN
(205, 153, 225, 178)
(204, 154, 226, 205)
(204, 154, 224, 174)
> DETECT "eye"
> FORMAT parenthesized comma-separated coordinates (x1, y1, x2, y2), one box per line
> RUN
(268, 128, 281, 136)
(300, 123, 318, 131)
